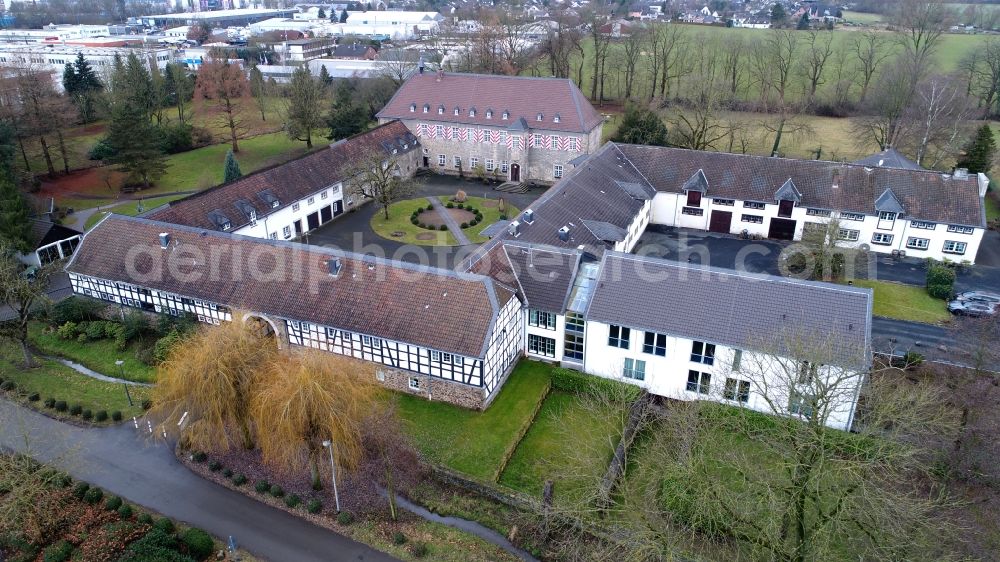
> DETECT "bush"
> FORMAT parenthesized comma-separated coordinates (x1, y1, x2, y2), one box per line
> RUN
(77, 333, 88, 343)
(208, 460, 222, 472)
(82, 409, 93, 421)
(460, 222, 468, 229)
(85, 321, 108, 340)
(88, 139, 117, 161)
(255, 480, 270, 493)
(456, 203, 464, 209)
(180, 527, 214, 560)
(926, 263, 956, 300)
(439, 224, 448, 231)
(158, 123, 194, 154)
(153, 517, 175, 534)
(499, 213, 508, 220)
(233, 474, 247, 486)
(284, 494, 301, 508)
(269, 484, 284, 498)
(0, 380, 14, 391)
(307, 499, 322, 514)
(118, 504, 134, 519)
(134, 346, 156, 366)
(51, 297, 104, 325)
(410, 541, 429, 558)
(73, 481, 90, 499)
(153, 330, 184, 364)
(55, 321, 77, 341)
(141, 399, 152, 410)
(112, 410, 123, 421)
(117, 528, 189, 562)
(55, 400, 68, 412)
(44, 397, 56, 408)
(337, 511, 353, 525)
(222, 468, 233, 478)
(446, 202, 454, 208)
(69, 404, 82, 416)
(410, 217, 419, 225)
(137, 512, 154, 525)
(551, 367, 640, 399)
(28, 393, 40, 402)
(392, 531, 407, 545)
(95, 410, 108, 422)
(105, 495, 124, 511)
(42, 539, 74, 562)
(83, 486, 104, 504)
(192, 451, 207, 463)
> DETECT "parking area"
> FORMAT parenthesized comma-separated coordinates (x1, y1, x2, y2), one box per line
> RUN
(304, 174, 544, 270)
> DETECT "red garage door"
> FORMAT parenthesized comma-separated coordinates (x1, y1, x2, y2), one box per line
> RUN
(709, 210, 732, 233)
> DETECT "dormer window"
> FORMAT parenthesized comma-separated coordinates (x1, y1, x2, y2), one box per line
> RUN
(454, 106, 460, 115)
(249, 210, 257, 224)
(221, 222, 231, 231)
(422, 104, 429, 113)
(502, 110, 509, 119)
(271, 200, 279, 208)
(486, 109, 493, 119)
(410, 103, 416, 112)
(469, 107, 476, 117)
(437, 105, 444, 115)
(536, 113, 543, 121)
(553, 113, 561, 123)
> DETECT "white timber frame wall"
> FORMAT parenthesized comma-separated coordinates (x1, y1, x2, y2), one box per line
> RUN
(230, 181, 352, 241)
(68, 273, 233, 324)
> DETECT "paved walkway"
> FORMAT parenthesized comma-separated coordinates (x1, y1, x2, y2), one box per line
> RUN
(43, 355, 153, 387)
(0, 400, 398, 562)
(428, 196, 472, 246)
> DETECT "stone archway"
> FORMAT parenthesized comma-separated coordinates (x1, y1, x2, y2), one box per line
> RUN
(241, 313, 282, 348)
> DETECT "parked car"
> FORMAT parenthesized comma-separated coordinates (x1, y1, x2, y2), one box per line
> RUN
(952, 291, 1000, 305)
(948, 299, 997, 317)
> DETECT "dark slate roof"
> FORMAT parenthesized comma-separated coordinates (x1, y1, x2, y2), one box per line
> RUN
(582, 220, 627, 242)
(377, 72, 604, 134)
(586, 252, 872, 369)
(28, 219, 80, 249)
(774, 178, 801, 202)
(485, 143, 653, 255)
(682, 169, 709, 192)
(148, 121, 418, 231)
(614, 144, 985, 226)
(66, 215, 514, 358)
(852, 148, 925, 171)
(467, 240, 580, 313)
(478, 220, 511, 238)
(874, 188, 904, 214)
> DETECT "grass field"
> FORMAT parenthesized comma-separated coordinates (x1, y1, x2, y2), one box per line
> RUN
(986, 190, 1000, 223)
(83, 194, 190, 230)
(499, 390, 621, 506)
(396, 360, 551, 480)
(370, 197, 458, 246)
(464, 196, 519, 244)
(851, 280, 951, 324)
(28, 322, 157, 383)
(841, 10, 884, 24)
(0, 341, 149, 420)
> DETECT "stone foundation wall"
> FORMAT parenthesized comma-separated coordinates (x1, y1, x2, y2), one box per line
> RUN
(377, 367, 486, 410)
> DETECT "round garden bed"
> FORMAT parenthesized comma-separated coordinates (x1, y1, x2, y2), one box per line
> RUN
(411, 204, 480, 230)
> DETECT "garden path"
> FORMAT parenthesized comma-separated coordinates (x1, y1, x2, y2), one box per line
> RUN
(428, 197, 472, 246)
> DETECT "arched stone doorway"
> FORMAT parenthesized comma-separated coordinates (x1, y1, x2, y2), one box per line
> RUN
(241, 313, 282, 348)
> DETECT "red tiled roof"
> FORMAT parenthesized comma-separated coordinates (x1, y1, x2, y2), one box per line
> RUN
(377, 72, 604, 134)
(148, 121, 418, 231)
(67, 215, 510, 358)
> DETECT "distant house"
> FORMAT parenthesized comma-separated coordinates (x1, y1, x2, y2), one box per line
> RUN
(19, 219, 81, 267)
(598, 20, 632, 37)
(329, 42, 379, 60)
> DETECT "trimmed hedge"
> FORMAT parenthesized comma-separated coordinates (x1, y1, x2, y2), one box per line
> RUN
(105, 495, 123, 511)
(551, 367, 641, 398)
(83, 486, 103, 505)
(307, 498, 322, 514)
(926, 263, 956, 300)
(112, 411, 123, 422)
(180, 527, 214, 560)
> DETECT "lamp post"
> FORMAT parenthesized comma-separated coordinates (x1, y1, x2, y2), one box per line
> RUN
(321, 439, 341, 513)
(115, 359, 133, 407)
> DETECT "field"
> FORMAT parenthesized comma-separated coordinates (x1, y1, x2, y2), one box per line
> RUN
(28, 322, 157, 383)
(370, 197, 459, 246)
(851, 280, 951, 324)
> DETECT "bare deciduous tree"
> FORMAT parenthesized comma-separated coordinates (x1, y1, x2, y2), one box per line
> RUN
(852, 30, 893, 105)
(349, 151, 417, 221)
(0, 244, 56, 367)
(196, 54, 251, 153)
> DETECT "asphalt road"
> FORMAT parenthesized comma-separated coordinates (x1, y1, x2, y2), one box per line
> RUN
(0, 400, 398, 562)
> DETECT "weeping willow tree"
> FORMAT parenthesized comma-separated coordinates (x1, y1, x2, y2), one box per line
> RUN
(252, 349, 385, 491)
(151, 315, 277, 451)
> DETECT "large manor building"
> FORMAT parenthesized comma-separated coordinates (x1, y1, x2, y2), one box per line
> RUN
(61, 75, 990, 430)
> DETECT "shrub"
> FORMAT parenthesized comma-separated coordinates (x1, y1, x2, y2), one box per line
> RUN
(55, 400, 68, 412)
(233, 474, 247, 486)
(44, 397, 56, 408)
(88, 138, 116, 160)
(456, 203, 464, 209)
(255, 479, 270, 493)
(392, 531, 407, 545)
(410, 541, 429, 558)
(180, 527, 214, 560)
(118, 504, 133, 519)
(1, 380, 16, 391)
(95, 410, 108, 422)
(192, 451, 207, 463)
(269, 484, 284, 498)
(141, 399, 152, 410)
(208, 460, 222, 472)
(138, 512, 154, 525)
(82, 409, 93, 421)
(455, 189, 467, 202)
(153, 330, 184, 364)
(337, 511, 353, 525)
(307, 499, 322, 514)
(410, 217, 419, 225)
(153, 517, 175, 534)
(551, 367, 640, 399)
(76, 333, 88, 343)
(112, 411, 123, 421)
(42, 539, 74, 562)
(222, 468, 233, 478)
(158, 122, 194, 154)
(73, 481, 90, 499)
(439, 224, 447, 231)
(135, 346, 156, 366)
(85, 321, 108, 340)
(446, 202, 454, 208)
(28, 393, 40, 402)
(105, 495, 123, 511)
(499, 213, 508, 220)
(69, 404, 82, 416)
(117, 528, 186, 562)
(83, 486, 103, 504)
(926, 263, 956, 300)
(460, 222, 468, 229)
(285, 494, 301, 508)
(51, 297, 104, 324)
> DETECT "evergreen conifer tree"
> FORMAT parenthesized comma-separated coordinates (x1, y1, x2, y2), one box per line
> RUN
(224, 150, 242, 183)
(957, 124, 996, 174)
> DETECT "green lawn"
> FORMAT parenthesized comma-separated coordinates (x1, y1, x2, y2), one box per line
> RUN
(498, 390, 621, 505)
(850, 280, 951, 324)
(985, 190, 1000, 223)
(0, 341, 149, 421)
(463, 196, 519, 244)
(28, 322, 157, 383)
(397, 360, 552, 480)
(841, 10, 884, 24)
(370, 197, 458, 246)
(84, 194, 189, 230)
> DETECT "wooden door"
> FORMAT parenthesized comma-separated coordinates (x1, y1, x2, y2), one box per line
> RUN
(709, 210, 732, 233)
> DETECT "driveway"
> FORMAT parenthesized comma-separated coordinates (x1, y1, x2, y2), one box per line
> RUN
(306, 175, 543, 271)
(0, 400, 397, 562)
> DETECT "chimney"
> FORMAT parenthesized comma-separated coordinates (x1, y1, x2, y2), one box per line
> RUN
(558, 226, 570, 242)
(418, 55, 424, 74)
(507, 220, 520, 237)
(831, 169, 839, 189)
(978, 172, 989, 198)
(436, 68, 443, 82)
(327, 257, 342, 277)
(953, 167, 968, 180)
(522, 209, 534, 224)
(158, 232, 170, 249)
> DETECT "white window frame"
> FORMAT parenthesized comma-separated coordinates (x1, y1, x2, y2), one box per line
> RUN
(470, 156, 479, 169)
(568, 137, 579, 151)
(943, 240, 967, 255)
(438, 154, 446, 166)
(911, 220, 936, 230)
(947, 225, 975, 235)
(408, 377, 420, 390)
(454, 155, 462, 168)
(837, 228, 860, 241)
(485, 159, 495, 171)
(553, 165, 563, 179)
(623, 358, 646, 381)
(906, 237, 930, 250)
(321, 190, 328, 200)
(871, 232, 894, 245)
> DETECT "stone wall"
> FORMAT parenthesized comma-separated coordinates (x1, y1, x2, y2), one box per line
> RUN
(377, 367, 486, 410)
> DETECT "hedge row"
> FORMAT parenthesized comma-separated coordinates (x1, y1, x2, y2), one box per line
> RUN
(551, 368, 641, 399)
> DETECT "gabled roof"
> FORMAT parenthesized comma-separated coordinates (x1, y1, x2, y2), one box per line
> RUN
(581, 220, 627, 242)
(874, 188, 905, 214)
(852, 148, 925, 171)
(66, 215, 513, 358)
(377, 72, 604, 134)
(468, 240, 580, 313)
(28, 219, 80, 249)
(614, 180, 655, 200)
(586, 252, 872, 369)
(681, 169, 709, 192)
(774, 178, 801, 202)
(148, 121, 418, 232)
